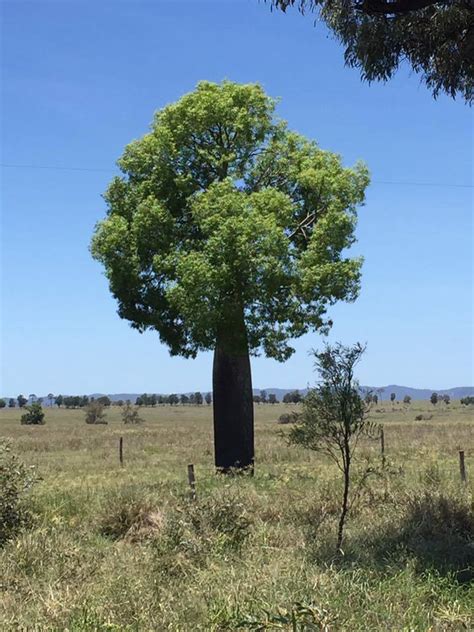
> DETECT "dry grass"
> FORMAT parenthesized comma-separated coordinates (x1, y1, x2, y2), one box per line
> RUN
(0, 401, 472, 631)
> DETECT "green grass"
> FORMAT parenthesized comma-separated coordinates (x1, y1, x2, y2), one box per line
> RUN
(1, 402, 473, 631)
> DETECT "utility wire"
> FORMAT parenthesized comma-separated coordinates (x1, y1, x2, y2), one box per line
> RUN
(1, 162, 472, 188)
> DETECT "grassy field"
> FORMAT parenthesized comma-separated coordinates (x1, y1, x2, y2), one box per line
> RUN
(1, 401, 473, 631)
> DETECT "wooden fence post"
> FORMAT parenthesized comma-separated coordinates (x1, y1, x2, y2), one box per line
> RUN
(119, 436, 123, 467)
(459, 450, 467, 483)
(187, 463, 196, 500)
(380, 427, 386, 469)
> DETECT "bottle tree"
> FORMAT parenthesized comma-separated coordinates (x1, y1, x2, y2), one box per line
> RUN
(91, 81, 369, 472)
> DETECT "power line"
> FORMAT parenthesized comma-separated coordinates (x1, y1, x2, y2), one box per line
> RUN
(0, 163, 113, 173)
(0, 162, 472, 188)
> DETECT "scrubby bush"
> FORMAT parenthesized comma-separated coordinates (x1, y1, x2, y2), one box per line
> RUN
(84, 401, 107, 424)
(277, 411, 300, 424)
(99, 491, 161, 541)
(415, 414, 433, 421)
(121, 402, 144, 424)
(392, 491, 473, 580)
(153, 492, 252, 576)
(20, 402, 45, 425)
(0, 441, 37, 546)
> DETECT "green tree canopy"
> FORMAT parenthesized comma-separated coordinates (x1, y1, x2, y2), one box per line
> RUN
(91, 81, 369, 469)
(268, 1, 473, 103)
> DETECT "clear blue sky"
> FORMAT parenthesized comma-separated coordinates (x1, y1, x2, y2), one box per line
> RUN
(1, 0, 472, 396)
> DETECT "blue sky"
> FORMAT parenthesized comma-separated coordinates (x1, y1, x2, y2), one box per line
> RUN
(1, 0, 472, 396)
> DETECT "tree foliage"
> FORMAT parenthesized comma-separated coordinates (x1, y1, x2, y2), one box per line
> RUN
(91, 81, 369, 363)
(268, 0, 473, 103)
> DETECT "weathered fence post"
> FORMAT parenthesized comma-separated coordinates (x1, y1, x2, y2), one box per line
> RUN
(459, 450, 467, 483)
(380, 427, 385, 469)
(187, 463, 196, 500)
(119, 436, 123, 467)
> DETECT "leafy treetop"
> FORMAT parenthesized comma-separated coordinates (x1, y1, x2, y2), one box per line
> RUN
(91, 81, 369, 361)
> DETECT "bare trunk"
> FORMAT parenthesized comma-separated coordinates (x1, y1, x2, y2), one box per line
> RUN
(212, 310, 254, 473)
(337, 460, 350, 551)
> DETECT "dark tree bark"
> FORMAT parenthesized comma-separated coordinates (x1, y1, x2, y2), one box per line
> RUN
(212, 310, 254, 473)
(336, 445, 351, 551)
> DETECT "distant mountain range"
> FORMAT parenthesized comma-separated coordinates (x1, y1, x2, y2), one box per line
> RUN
(4, 385, 473, 405)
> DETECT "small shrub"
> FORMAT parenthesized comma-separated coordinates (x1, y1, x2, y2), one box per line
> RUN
(0, 441, 38, 546)
(277, 411, 300, 424)
(121, 402, 144, 424)
(84, 401, 107, 424)
(153, 491, 252, 576)
(20, 402, 45, 425)
(99, 491, 161, 541)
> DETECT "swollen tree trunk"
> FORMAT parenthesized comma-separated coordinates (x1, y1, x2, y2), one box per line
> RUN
(212, 311, 254, 473)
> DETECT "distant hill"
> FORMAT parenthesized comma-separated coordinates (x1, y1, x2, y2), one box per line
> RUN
(4, 385, 472, 406)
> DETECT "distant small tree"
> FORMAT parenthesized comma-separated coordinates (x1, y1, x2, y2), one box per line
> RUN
(430, 392, 438, 406)
(390, 393, 396, 403)
(292, 390, 302, 404)
(0, 399, 5, 409)
(17, 395, 27, 409)
(150, 394, 157, 407)
(169, 394, 179, 406)
(283, 390, 302, 404)
(260, 390, 267, 404)
(289, 343, 376, 551)
(136, 396, 143, 406)
(253, 395, 262, 404)
(47, 393, 55, 407)
(121, 402, 143, 424)
(84, 401, 107, 424)
(97, 396, 111, 407)
(8, 398, 15, 408)
(28, 394, 37, 404)
(372, 394, 378, 405)
(460, 396, 474, 406)
(442, 394, 450, 405)
(180, 394, 189, 405)
(195, 392, 203, 406)
(20, 402, 45, 425)
(205, 392, 212, 405)
(268, 393, 278, 404)
(55, 395, 63, 408)
(403, 395, 412, 405)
